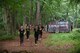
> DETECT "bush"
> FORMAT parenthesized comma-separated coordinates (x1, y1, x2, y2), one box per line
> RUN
(76, 29, 80, 33)
(0, 34, 15, 41)
(76, 46, 80, 53)
(0, 31, 18, 41)
(76, 18, 80, 28)
(69, 29, 80, 40)
(70, 29, 80, 53)
(45, 28, 80, 53)
(72, 28, 80, 33)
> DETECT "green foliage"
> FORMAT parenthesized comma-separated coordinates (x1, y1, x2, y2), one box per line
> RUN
(0, 31, 18, 41)
(0, 34, 15, 41)
(0, 11, 4, 30)
(70, 0, 80, 4)
(0, 18, 4, 29)
(0, 0, 80, 41)
(45, 28, 80, 53)
(0, 0, 80, 25)
(76, 18, 80, 28)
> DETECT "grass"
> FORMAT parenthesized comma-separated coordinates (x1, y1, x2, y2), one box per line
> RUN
(45, 28, 80, 53)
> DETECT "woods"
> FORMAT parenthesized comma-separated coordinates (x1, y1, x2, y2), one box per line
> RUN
(0, 0, 80, 53)
(0, 0, 80, 39)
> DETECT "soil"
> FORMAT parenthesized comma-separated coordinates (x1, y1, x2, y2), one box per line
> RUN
(0, 32, 55, 53)
(0, 32, 72, 53)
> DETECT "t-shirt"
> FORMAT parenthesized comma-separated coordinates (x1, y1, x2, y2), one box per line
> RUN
(19, 29, 24, 35)
(26, 27, 30, 32)
(34, 28, 39, 35)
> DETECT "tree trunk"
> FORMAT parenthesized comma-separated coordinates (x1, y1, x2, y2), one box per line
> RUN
(22, 3, 28, 26)
(36, 0, 41, 25)
(3, 7, 17, 35)
(11, 11, 17, 35)
(5, 8, 12, 35)
(30, 0, 34, 24)
(75, 4, 78, 28)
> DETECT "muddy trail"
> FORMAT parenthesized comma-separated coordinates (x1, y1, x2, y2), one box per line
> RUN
(0, 32, 55, 53)
(0, 32, 72, 53)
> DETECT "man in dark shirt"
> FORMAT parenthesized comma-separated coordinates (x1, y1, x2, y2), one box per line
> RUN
(19, 26, 24, 46)
(34, 25, 39, 45)
(39, 25, 44, 40)
(26, 25, 30, 40)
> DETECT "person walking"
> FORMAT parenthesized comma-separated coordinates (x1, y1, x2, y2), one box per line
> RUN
(26, 25, 30, 40)
(19, 26, 25, 46)
(39, 25, 44, 40)
(34, 25, 39, 45)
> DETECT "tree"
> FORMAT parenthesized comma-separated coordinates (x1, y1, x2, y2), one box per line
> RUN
(36, 0, 41, 25)
(0, 0, 22, 35)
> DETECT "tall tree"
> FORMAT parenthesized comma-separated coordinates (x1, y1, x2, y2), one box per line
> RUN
(30, 0, 34, 24)
(0, 0, 21, 35)
(36, 0, 41, 25)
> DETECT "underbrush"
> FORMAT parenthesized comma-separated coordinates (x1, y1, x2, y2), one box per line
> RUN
(0, 30, 18, 41)
(45, 28, 80, 53)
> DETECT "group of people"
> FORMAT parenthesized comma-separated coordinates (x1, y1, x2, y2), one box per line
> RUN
(19, 24, 44, 46)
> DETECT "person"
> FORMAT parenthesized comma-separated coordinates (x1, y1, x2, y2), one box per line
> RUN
(19, 26, 25, 46)
(34, 25, 39, 45)
(39, 25, 44, 40)
(26, 25, 30, 40)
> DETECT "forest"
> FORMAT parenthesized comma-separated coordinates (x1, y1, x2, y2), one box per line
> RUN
(0, 0, 80, 36)
(0, 0, 80, 53)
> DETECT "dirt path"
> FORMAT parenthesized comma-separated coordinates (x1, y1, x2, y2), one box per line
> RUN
(0, 32, 55, 53)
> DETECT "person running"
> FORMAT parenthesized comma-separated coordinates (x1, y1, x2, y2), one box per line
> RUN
(26, 25, 30, 40)
(19, 26, 25, 46)
(39, 25, 44, 40)
(34, 25, 39, 45)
